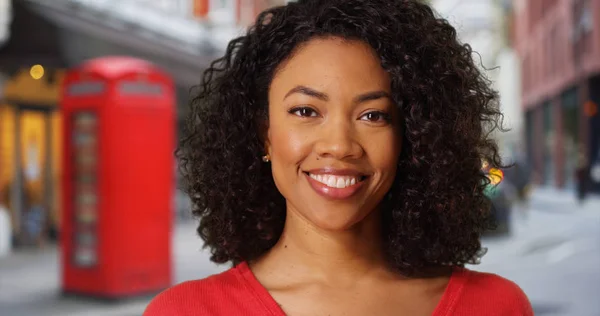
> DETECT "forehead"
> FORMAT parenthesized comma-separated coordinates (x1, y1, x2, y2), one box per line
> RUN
(270, 37, 390, 94)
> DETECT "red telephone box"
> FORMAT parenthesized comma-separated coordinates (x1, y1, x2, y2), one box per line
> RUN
(60, 56, 175, 298)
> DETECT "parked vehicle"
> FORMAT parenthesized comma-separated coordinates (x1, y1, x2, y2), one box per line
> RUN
(483, 167, 513, 235)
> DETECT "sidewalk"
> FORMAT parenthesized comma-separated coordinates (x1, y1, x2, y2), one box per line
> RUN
(0, 222, 226, 316)
(528, 186, 600, 213)
(474, 186, 600, 268)
(1, 188, 598, 316)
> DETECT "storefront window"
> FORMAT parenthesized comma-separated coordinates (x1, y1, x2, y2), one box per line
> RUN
(542, 101, 555, 186)
(561, 88, 579, 189)
(525, 110, 535, 168)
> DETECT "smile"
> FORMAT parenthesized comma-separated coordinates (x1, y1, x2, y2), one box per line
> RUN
(308, 174, 361, 188)
(303, 169, 368, 200)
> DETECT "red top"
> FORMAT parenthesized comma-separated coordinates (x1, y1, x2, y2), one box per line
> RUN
(144, 262, 533, 316)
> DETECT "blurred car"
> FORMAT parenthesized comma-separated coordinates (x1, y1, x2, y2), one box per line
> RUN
(483, 167, 513, 235)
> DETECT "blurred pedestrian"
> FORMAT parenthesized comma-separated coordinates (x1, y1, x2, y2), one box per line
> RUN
(145, 1, 532, 315)
(575, 147, 590, 205)
(22, 185, 46, 248)
(504, 158, 532, 217)
(0, 187, 11, 257)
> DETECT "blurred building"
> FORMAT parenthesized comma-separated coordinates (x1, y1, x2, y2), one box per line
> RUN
(512, 0, 600, 193)
(0, 0, 285, 248)
(432, 0, 523, 161)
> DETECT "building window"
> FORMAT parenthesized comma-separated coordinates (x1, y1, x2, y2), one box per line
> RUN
(572, 0, 593, 65)
(542, 101, 555, 185)
(525, 110, 535, 168)
(561, 88, 580, 189)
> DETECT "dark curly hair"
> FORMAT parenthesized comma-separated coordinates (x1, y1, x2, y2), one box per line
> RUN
(178, 0, 505, 275)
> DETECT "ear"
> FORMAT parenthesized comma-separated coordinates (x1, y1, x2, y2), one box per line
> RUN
(264, 126, 272, 157)
(257, 116, 271, 156)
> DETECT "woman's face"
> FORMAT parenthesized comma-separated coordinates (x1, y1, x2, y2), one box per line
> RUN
(266, 37, 402, 231)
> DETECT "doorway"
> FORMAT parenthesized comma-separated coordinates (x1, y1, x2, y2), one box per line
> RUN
(1, 104, 59, 247)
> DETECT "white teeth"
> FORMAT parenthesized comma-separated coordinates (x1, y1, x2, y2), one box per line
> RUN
(309, 174, 361, 188)
(327, 176, 336, 187)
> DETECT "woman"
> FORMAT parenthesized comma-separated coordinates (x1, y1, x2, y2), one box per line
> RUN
(145, 0, 532, 315)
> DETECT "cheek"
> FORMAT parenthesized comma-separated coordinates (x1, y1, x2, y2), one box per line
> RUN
(268, 124, 313, 199)
(366, 130, 402, 177)
(268, 123, 312, 188)
(270, 124, 308, 162)
(376, 150, 400, 180)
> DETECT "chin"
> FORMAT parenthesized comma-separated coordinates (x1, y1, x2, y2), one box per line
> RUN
(303, 206, 369, 232)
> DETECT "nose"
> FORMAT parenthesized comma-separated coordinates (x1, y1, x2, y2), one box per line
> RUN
(314, 117, 364, 160)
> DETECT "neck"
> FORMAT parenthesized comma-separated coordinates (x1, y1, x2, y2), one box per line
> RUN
(257, 205, 391, 284)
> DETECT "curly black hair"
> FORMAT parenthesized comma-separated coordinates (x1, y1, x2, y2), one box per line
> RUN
(178, 0, 505, 275)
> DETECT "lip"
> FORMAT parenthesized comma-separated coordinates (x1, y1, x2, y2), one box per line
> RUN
(303, 168, 368, 200)
(305, 168, 367, 177)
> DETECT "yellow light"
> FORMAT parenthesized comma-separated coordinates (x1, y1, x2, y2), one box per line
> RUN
(30, 64, 45, 80)
(488, 168, 504, 185)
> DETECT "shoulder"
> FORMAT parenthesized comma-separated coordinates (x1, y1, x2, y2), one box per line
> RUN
(463, 269, 527, 295)
(143, 265, 245, 316)
(451, 269, 533, 316)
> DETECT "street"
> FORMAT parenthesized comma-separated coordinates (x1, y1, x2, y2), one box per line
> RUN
(471, 189, 600, 316)
(0, 188, 599, 316)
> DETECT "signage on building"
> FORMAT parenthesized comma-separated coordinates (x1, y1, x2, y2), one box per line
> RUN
(194, 0, 210, 18)
(67, 82, 106, 96)
(584, 101, 598, 117)
(118, 81, 164, 95)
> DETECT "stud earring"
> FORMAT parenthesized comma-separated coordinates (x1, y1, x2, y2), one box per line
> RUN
(262, 154, 271, 163)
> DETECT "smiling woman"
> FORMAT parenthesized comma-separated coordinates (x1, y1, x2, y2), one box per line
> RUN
(144, 1, 533, 315)
(265, 38, 401, 232)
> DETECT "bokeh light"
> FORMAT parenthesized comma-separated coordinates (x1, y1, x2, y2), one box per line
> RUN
(29, 64, 44, 80)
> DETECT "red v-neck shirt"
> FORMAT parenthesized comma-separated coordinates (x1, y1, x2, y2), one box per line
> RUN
(144, 262, 533, 316)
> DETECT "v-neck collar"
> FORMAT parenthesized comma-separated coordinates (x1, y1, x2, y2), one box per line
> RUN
(234, 262, 469, 316)
(431, 267, 469, 316)
(235, 261, 287, 315)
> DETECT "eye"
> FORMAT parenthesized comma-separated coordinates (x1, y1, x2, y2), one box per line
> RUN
(289, 106, 319, 118)
(359, 111, 391, 123)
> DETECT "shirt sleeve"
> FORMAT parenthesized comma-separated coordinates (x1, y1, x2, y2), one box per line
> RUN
(143, 289, 182, 316)
(504, 279, 534, 316)
(452, 270, 534, 316)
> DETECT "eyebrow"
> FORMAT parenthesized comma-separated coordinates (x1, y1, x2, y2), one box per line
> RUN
(283, 85, 391, 103)
(284, 85, 329, 101)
